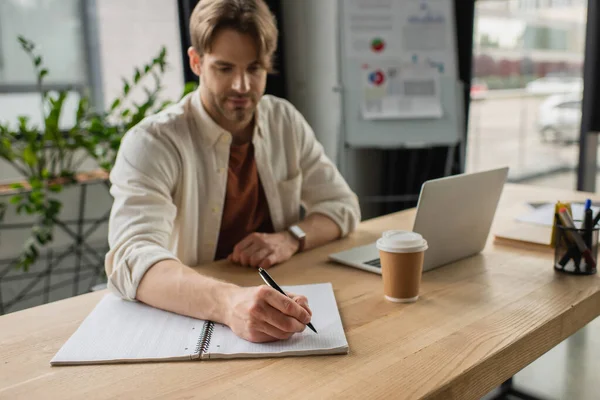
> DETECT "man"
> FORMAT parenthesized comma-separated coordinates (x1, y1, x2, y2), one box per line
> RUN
(105, 0, 360, 343)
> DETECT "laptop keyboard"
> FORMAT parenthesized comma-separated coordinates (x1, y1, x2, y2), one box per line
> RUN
(364, 258, 382, 268)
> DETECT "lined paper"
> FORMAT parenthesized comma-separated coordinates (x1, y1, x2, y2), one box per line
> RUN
(51, 295, 205, 365)
(51, 283, 348, 365)
(204, 283, 349, 359)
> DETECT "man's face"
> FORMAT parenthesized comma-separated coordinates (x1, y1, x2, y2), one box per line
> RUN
(189, 29, 267, 128)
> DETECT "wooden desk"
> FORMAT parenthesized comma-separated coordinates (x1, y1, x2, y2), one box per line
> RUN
(1, 184, 599, 400)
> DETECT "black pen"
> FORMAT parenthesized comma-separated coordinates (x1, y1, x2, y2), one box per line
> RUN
(592, 209, 600, 230)
(257, 267, 317, 334)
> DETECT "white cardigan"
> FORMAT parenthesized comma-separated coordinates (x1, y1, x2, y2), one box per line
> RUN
(104, 91, 361, 300)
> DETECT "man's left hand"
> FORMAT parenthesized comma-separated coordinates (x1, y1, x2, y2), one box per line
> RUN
(228, 232, 299, 269)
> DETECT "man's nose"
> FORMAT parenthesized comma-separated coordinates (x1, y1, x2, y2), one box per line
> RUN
(231, 72, 250, 93)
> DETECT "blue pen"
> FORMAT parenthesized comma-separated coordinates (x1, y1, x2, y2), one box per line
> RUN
(584, 199, 593, 248)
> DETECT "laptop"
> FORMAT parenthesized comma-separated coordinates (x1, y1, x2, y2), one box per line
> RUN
(329, 167, 509, 274)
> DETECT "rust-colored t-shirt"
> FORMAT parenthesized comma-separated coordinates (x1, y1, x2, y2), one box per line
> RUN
(215, 142, 274, 260)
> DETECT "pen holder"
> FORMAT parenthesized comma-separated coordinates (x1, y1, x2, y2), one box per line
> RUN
(553, 221, 599, 275)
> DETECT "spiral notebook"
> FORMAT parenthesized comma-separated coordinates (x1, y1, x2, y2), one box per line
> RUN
(50, 283, 348, 365)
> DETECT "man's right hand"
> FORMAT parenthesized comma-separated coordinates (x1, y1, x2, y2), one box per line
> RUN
(225, 285, 313, 343)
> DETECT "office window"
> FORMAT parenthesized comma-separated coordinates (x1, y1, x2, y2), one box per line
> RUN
(0, 0, 87, 131)
(468, 0, 587, 190)
(0, 0, 86, 86)
(523, 26, 568, 51)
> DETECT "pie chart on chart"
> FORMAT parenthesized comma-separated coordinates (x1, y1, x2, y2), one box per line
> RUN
(371, 38, 385, 53)
(368, 70, 386, 86)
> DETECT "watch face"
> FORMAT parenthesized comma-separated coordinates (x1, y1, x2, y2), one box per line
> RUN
(289, 225, 306, 239)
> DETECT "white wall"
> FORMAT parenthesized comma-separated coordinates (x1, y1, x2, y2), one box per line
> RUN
(96, 0, 185, 110)
(281, 0, 382, 219)
(282, 0, 341, 163)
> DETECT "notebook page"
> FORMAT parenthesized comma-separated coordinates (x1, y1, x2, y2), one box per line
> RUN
(204, 283, 348, 359)
(516, 202, 599, 227)
(51, 294, 205, 365)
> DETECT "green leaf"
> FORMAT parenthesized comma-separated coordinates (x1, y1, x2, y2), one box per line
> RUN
(182, 81, 198, 97)
(45, 90, 67, 136)
(110, 98, 121, 111)
(144, 65, 151, 74)
(134, 68, 142, 83)
(16, 203, 26, 214)
(30, 190, 44, 204)
(39, 68, 49, 80)
(25, 242, 39, 259)
(76, 96, 89, 123)
(9, 195, 23, 205)
(10, 183, 24, 190)
(34, 56, 42, 67)
(121, 109, 131, 118)
(48, 183, 63, 193)
(22, 145, 37, 166)
(29, 178, 42, 190)
(17, 36, 34, 52)
(122, 79, 131, 95)
(17, 115, 30, 131)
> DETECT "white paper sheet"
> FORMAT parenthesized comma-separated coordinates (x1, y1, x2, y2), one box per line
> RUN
(204, 283, 348, 359)
(361, 62, 442, 119)
(51, 283, 348, 365)
(51, 295, 205, 365)
(342, 0, 456, 77)
(516, 202, 599, 227)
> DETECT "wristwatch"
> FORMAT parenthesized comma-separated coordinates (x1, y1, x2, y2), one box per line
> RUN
(287, 225, 306, 253)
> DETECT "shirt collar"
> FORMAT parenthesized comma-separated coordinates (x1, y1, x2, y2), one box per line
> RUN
(190, 91, 265, 147)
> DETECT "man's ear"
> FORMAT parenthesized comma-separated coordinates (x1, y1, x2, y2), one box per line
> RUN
(187, 47, 202, 77)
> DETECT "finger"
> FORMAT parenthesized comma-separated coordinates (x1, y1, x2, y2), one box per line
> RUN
(260, 302, 306, 334)
(292, 295, 312, 316)
(263, 288, 311, 326)
(256, 318, 296, 340)
(245, 328, 279, 343)
(258, 253, 278, 269)
(250, 248, 272, 267)
(232, 234, 258, 260)
(240, 243, 262, 266)
(247, 299, 297, 339)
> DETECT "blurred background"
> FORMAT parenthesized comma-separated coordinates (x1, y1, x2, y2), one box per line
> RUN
(467, 0, 588, 188)
(0, 0, 595, 309)
(1, 2, 600, 398)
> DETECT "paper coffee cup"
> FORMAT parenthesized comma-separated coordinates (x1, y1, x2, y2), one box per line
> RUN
(376, 230, 428, 303)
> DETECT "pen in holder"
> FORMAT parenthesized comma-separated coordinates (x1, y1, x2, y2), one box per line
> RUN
(553, 219, 599, 275)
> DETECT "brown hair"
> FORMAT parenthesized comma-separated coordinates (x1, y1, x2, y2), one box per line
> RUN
(189, 0, 278, 72)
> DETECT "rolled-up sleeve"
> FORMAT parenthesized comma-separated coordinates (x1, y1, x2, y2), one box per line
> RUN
(104, 127, 181, 301)
(294, 110, 361, 236)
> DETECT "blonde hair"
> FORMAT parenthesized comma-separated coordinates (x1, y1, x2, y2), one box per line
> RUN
(189, 0, 278, 72)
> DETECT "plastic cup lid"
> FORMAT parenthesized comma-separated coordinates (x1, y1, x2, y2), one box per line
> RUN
(376, 230, 428, 253)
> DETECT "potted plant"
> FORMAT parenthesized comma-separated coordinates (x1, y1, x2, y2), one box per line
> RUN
(0, 36, 197, 272)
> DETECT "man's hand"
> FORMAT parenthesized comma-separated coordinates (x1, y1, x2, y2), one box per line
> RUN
(228, 232, 299, 269)
(225, 285, 313, 343)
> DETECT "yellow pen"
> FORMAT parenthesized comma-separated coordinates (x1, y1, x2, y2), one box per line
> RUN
(551, 201, 572, 248)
